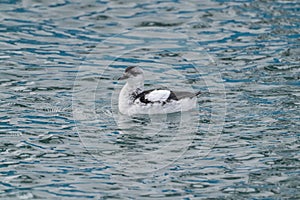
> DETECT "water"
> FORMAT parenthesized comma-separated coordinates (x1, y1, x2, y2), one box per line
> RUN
(1, 0, 299, 199)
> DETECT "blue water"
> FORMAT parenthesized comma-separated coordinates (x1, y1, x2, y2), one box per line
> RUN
(1, 0, 299, 199)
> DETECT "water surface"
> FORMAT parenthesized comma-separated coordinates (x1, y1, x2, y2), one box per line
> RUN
(0, 0, 299, 199)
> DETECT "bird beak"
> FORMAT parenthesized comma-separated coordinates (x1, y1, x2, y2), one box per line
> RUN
(118, 73, 129, 80)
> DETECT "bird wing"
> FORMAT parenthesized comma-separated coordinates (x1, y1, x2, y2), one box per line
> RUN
(134, 89, 173, 104)
(134, 89, 200, 104)
(145, 89, 171, 102)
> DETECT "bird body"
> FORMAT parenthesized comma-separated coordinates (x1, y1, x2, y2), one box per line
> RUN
(118, 66, 200, 115)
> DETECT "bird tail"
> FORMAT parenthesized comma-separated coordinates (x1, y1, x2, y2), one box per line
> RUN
(195, 91, 201, 97)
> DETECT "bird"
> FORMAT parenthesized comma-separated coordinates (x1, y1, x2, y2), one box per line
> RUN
(118, 66, 201, 116)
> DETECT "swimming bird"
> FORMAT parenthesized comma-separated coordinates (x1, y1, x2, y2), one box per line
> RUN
(118, 66, 201, 115)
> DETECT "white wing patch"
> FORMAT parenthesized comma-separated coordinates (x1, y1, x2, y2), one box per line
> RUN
(145, 90, 170, 102)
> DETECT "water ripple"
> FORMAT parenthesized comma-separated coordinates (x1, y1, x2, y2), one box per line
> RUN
(0, 0, 299, 199)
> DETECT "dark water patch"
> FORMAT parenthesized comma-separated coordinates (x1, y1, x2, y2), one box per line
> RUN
(137, 21, 183, 27)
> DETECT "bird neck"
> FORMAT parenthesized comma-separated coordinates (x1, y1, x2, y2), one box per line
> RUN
(119, 80, 144, 114)
(125, 78, 144, 91)
(121, 81, 144, 96)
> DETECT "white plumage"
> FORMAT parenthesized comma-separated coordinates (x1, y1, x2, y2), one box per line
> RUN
(145, 90, 170, 102)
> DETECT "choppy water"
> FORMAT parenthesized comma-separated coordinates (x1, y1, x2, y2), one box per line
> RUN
(1, 0, 299, 199)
